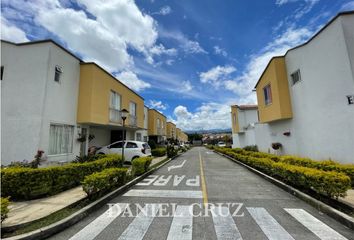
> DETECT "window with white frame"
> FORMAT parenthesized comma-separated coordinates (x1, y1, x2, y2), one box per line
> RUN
(136, 133, 142, 141)
(291, 69, 301, 85)
(157, 118, 161, 128)
(233, 113, 237, 124)
(110, 91, 121, 110)
(49, 124, 74, 155)
(263, 84, 272, 105)
(129, 102, 137, 116)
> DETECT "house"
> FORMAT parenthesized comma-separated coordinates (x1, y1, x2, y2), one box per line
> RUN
(231, 105, 258, 148)
(148, 109, 167, 144)
(166, 122, 177, 140)
(135, 106, 149, 142)
(253, 11, 354, 163)
(1, 40, 82, 165)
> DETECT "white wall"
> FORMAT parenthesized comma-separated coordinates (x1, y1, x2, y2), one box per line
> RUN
(136, 106, 149, 142)
(232, 108, 258, 148)
(1, 42, 81, 165)
(253, 15, 354, 163)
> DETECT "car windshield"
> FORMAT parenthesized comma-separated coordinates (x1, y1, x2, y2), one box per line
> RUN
(110, 141, 123, 148)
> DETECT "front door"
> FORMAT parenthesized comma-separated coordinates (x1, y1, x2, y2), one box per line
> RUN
(111, 130, 123, 143)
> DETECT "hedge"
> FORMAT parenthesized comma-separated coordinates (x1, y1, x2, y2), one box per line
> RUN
(1, 154, 123, 200)
(131, 157, 153, 176)
(215, 149, 351, 198)
(1, 197, 10, 222)
(82, 168, 127, 199)
(151, 148, 167, 157)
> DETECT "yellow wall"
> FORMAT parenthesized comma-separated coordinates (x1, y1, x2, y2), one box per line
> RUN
(231, 106, 240, 133)
(77, 63, 144, 128)
(166, 122, 176, 139)
(148, 109, 167, 136)
(256, 57, 293, 123)
(176, 128, 181, 140)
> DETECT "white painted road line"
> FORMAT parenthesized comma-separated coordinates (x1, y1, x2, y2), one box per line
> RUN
(284, 208, 348, 240)
(69, 203, 128, 240)
(212, 206, 243, 240)
(247, 207, 295, 240)
(118, 204, 159, 240)
(123, 189, 203, 199)
(167, 205, 193, 240)
(136, 175, 159, 186)
(168, 160, 187, 171)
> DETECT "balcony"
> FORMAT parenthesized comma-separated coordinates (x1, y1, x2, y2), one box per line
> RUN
(109, 108, 122, 124)
(129, 114, 137, 127)
(157, 127, 164, 136)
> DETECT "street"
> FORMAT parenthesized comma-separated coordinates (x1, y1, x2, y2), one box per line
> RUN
(49, 147, 354, 240)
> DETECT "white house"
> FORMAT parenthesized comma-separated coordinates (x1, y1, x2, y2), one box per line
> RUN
(1, 40, 82, 165)
(253, 11, 354, 164)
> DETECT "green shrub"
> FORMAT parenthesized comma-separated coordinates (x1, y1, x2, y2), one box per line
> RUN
(167, 145, 178, 158)
(1, 197, 10, 222)
(151, 147, 167, 157)
(82, 168, 127, 199)
(1, 154, 123, 200)
(214, 149, 351, 198)
(73, 154, 106, 163)
(243, 145, 259, 152)
(148, 140, 157, 149)
(131, 157, 153, 176)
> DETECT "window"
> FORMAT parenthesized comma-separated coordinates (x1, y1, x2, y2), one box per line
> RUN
(136, 133, 142, 141)
(129, 102, 137, 116)
(143, 136, 148, 142)
(110, 141, 123, 149)
(263, 84, 272, 105)
(1, 66, 4, 80)
(233, 113, 237, 124)
(291, 69, 301, 85)
(126, 142, 138, 148)
(54, 65, 62, 83)
(49, 124, 74, 155)
(110, 91, 121, 110)
(157, 118, 161, 128)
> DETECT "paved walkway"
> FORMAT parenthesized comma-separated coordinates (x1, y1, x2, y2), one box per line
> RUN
(2, 155, 168, 227)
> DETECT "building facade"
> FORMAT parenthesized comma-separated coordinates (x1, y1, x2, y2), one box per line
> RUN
(166, 122, 177, 140)
(148, 109, 167, 144)
(234, 12, 354, 164)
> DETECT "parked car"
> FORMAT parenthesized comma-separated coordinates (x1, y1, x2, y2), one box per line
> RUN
(97, 141, 151, 162)
(217, 141, 226, 147)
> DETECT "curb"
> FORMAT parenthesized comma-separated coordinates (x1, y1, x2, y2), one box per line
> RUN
(2, 155, 178, 240)
(214, 151, 354, 230)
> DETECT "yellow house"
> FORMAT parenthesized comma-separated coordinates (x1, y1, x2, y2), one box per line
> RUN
(166, 122, 177, 139)
(77, 63, 145, 151)
(148, 109, 167, 143)
(255, 57, 293, 123)
(176, 128, 182, 142)
(180, 132, 188, 143)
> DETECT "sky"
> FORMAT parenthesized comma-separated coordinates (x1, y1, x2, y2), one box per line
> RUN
(1, 0, 354, 131)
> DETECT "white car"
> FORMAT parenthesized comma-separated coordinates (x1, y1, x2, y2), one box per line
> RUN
(97, 141, 151, 162)
(217, 141, 226, 147)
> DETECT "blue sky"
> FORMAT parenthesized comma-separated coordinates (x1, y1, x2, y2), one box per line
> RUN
(1, 0, 354, 130)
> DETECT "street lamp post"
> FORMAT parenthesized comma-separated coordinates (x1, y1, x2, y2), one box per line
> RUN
(121, 109, 129, 162)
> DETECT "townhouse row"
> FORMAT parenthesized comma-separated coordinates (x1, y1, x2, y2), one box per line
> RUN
(1, 40, 188, 166)
(231, 11, 354, 164)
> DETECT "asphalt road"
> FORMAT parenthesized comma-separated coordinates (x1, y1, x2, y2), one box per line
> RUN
(49, 147, 354, 240)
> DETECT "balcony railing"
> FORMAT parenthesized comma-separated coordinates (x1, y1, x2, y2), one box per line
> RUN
(109, 108, 122, 124)
(129, 114, 137, 127)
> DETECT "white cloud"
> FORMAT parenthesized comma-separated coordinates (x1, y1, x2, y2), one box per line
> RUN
(145, 43, 177, 64)
(341, 1, 354, 10)
(213, 45, 227, 57)
(275, 0, 319, 19)
(153, 6, 172, 15)
(115, 71, 151, 92)
(172, 103, 231, 130)
(199, 65, 236, 87)
(181, 81, 193, 92)
(148, 100, 168, 110)
(0, 16, 29, 43)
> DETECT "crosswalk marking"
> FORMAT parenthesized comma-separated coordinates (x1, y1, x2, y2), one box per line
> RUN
(118, 204, 159, 240)
(247, 207, 295, 240)
(212, 206, 243, 240)
(123, 189, 203, 199)
(68, 203, 128, 240)
(284, 208, 348, 240)
(167, 205, 193, 240)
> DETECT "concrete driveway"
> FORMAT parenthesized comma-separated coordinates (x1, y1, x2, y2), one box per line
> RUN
(49, 147, 354, 240)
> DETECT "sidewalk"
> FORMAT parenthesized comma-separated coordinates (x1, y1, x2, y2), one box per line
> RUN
(340, 189, 354, 208)
(2, 155, 168, 227)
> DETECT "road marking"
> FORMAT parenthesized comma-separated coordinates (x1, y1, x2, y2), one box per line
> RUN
(284, 208, 348, 240)
(123, 189, 203, 199)
(167, 205, 193, 240)
(212, 206, 243, 240)
(168, 160, 187, 171)
(199, 149, 208, 208)
(118, 204, 159, 240)
(69, 203, 128, 240)
(173, 175, 186, 186)
(153, 175, 172, 186)
(136, 175, 159, 186)
(247, 207, 294, 240)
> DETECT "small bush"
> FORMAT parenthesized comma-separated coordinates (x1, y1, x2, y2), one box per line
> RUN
(131, 157, 153, 176)
(167, 145, 178, 158)
(82, 168, 127, 199)
(148, 140, 157, 150)
(243, 145, 259, 152)
(1, 197, 10, 222)
(151, 147, 167, 157)
(73, 154, 106, 163)
(1, 154, 123, 200)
